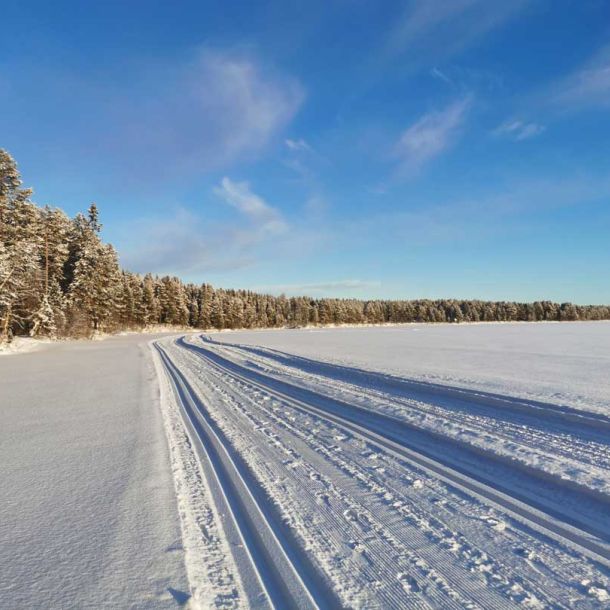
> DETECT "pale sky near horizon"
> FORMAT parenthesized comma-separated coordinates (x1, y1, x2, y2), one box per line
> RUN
(1, 1, 609, 303)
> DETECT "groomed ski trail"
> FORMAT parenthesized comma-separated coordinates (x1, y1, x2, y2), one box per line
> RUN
(156, 343, 341, 610)
(153, 334, 610, 609)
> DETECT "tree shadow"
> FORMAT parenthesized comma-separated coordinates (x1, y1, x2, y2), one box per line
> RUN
(168, 587, 191, 606)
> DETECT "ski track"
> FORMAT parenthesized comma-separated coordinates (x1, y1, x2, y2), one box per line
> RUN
(209, 338, 610, 496)
(156, 343, 341, 610)
(181, 338, 610, 552)
(153, 335, 610, 609)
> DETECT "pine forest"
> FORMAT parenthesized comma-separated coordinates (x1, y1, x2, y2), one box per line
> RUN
(1, 148, 608, 343)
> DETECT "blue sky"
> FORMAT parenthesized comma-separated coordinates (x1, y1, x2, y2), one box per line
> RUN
(2, 1, 609, 303)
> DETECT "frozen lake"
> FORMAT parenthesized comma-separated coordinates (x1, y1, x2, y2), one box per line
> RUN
(211, 321, 610, 416)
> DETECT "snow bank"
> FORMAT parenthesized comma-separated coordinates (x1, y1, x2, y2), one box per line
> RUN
(0, 336, 53, 356)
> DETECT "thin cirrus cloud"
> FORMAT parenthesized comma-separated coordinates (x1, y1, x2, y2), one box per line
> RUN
(493, 42, 610, 139)
(1, 48, 304, 187)
(121, 178, 288, 275)
(550, 43, 610, 109)
(105, 49, 304, 181)
(283, 137, 322, 180)
(383, 0, 531, 66)
(285, 138, 313, 153)
(118, 209, 253, 275)
(213, 177, 288, 236)
(493, 120, 545, 141)
(118, 177, 335, 278)
(395, 96, 472, 174)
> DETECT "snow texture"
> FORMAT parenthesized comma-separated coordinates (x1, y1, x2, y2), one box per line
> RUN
(212, 321, 610, 416)
(0, 336, 52, 356)
(0, 334, 189, 609)
(150, 323, 610, 608)
(3, 323, 610, 609)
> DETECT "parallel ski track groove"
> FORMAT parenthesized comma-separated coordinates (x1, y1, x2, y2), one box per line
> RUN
(177, 336, 610, 570)
(155, 342, 342, 610)
(177, 343, 575, 609)
(214, 339, 610, 435)
(214, 342, 609, 477)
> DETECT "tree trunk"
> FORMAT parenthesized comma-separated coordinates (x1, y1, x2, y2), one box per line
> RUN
(2, 303, 12, 343)
(45, 228, 49, 296)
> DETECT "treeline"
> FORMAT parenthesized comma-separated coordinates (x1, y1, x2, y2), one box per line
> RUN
(1, 149, 609, 342)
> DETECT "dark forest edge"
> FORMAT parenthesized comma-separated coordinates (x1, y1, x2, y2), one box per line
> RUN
(1, 148, 609, 343)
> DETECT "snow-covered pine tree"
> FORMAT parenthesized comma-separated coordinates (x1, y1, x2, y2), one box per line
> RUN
(210, 291, 225, 330)
(30, 206, 70, 337)
(0, 150, 42, 341)
(157, 276, 189, 326)
(196, 283, 214, 329)
(142, 273, 160, 326)
(66, 207, 121, 335)
(186, 284, 200, 328)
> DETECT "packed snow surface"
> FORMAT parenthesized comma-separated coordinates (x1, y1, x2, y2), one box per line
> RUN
(3, 323, 609, 609)
(213, 321, 610, 416)
(0, 334, 189, 609)
(151, 322, 610, 608)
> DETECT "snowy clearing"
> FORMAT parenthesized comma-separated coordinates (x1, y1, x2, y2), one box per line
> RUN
(0, 336, 53, 356)
(152, 323, 610, 609)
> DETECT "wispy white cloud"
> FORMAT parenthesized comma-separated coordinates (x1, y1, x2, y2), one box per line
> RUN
(118, 209, 254, 275)
(493, 120, 545, 141)
(0, 52, 309, 275)
(1, 47, 304, 190)
(395, 97, 472, 174)
(550, 43, 610, 109)
(118, 177, 335, 277)
(430, 67, 453, 86)
(283, 136, 326, 182)
(104, 48, 304, 181)
(384, 0, 530, 66)
(495, 42, 610, 136)
(120, 178, 288, 275)
(214, 177, 287, 236)
(285, 138, 313, 153)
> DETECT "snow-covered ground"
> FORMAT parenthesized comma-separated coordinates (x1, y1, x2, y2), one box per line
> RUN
(0, 336, 53, 356)
(212, 322, 610, 416)
(150, 323, 610, 608)
(0, 334, 189, 609)
(3, 323, 609, 609)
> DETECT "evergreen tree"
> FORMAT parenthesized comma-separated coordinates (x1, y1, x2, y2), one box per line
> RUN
(68, 239, 121, 333)
(0, 150, 40, 340)
(1, 148, 609, 343)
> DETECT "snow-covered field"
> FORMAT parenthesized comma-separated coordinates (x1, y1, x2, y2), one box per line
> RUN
(2, 323, 609, 609)
(212, 322, 610, 416)
(0, 334, 189, 609)
(152, 323, 610, 608)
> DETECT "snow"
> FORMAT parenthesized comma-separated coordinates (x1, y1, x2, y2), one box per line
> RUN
(211, 321, 610, 416)
(150, 324, 610, 608)
(0, 333, 189, 609)
(206, 323, 610, 494)
(151, 343, 245, 609)
(0, 336, 53, 356)
(3, 323, 609, 609)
